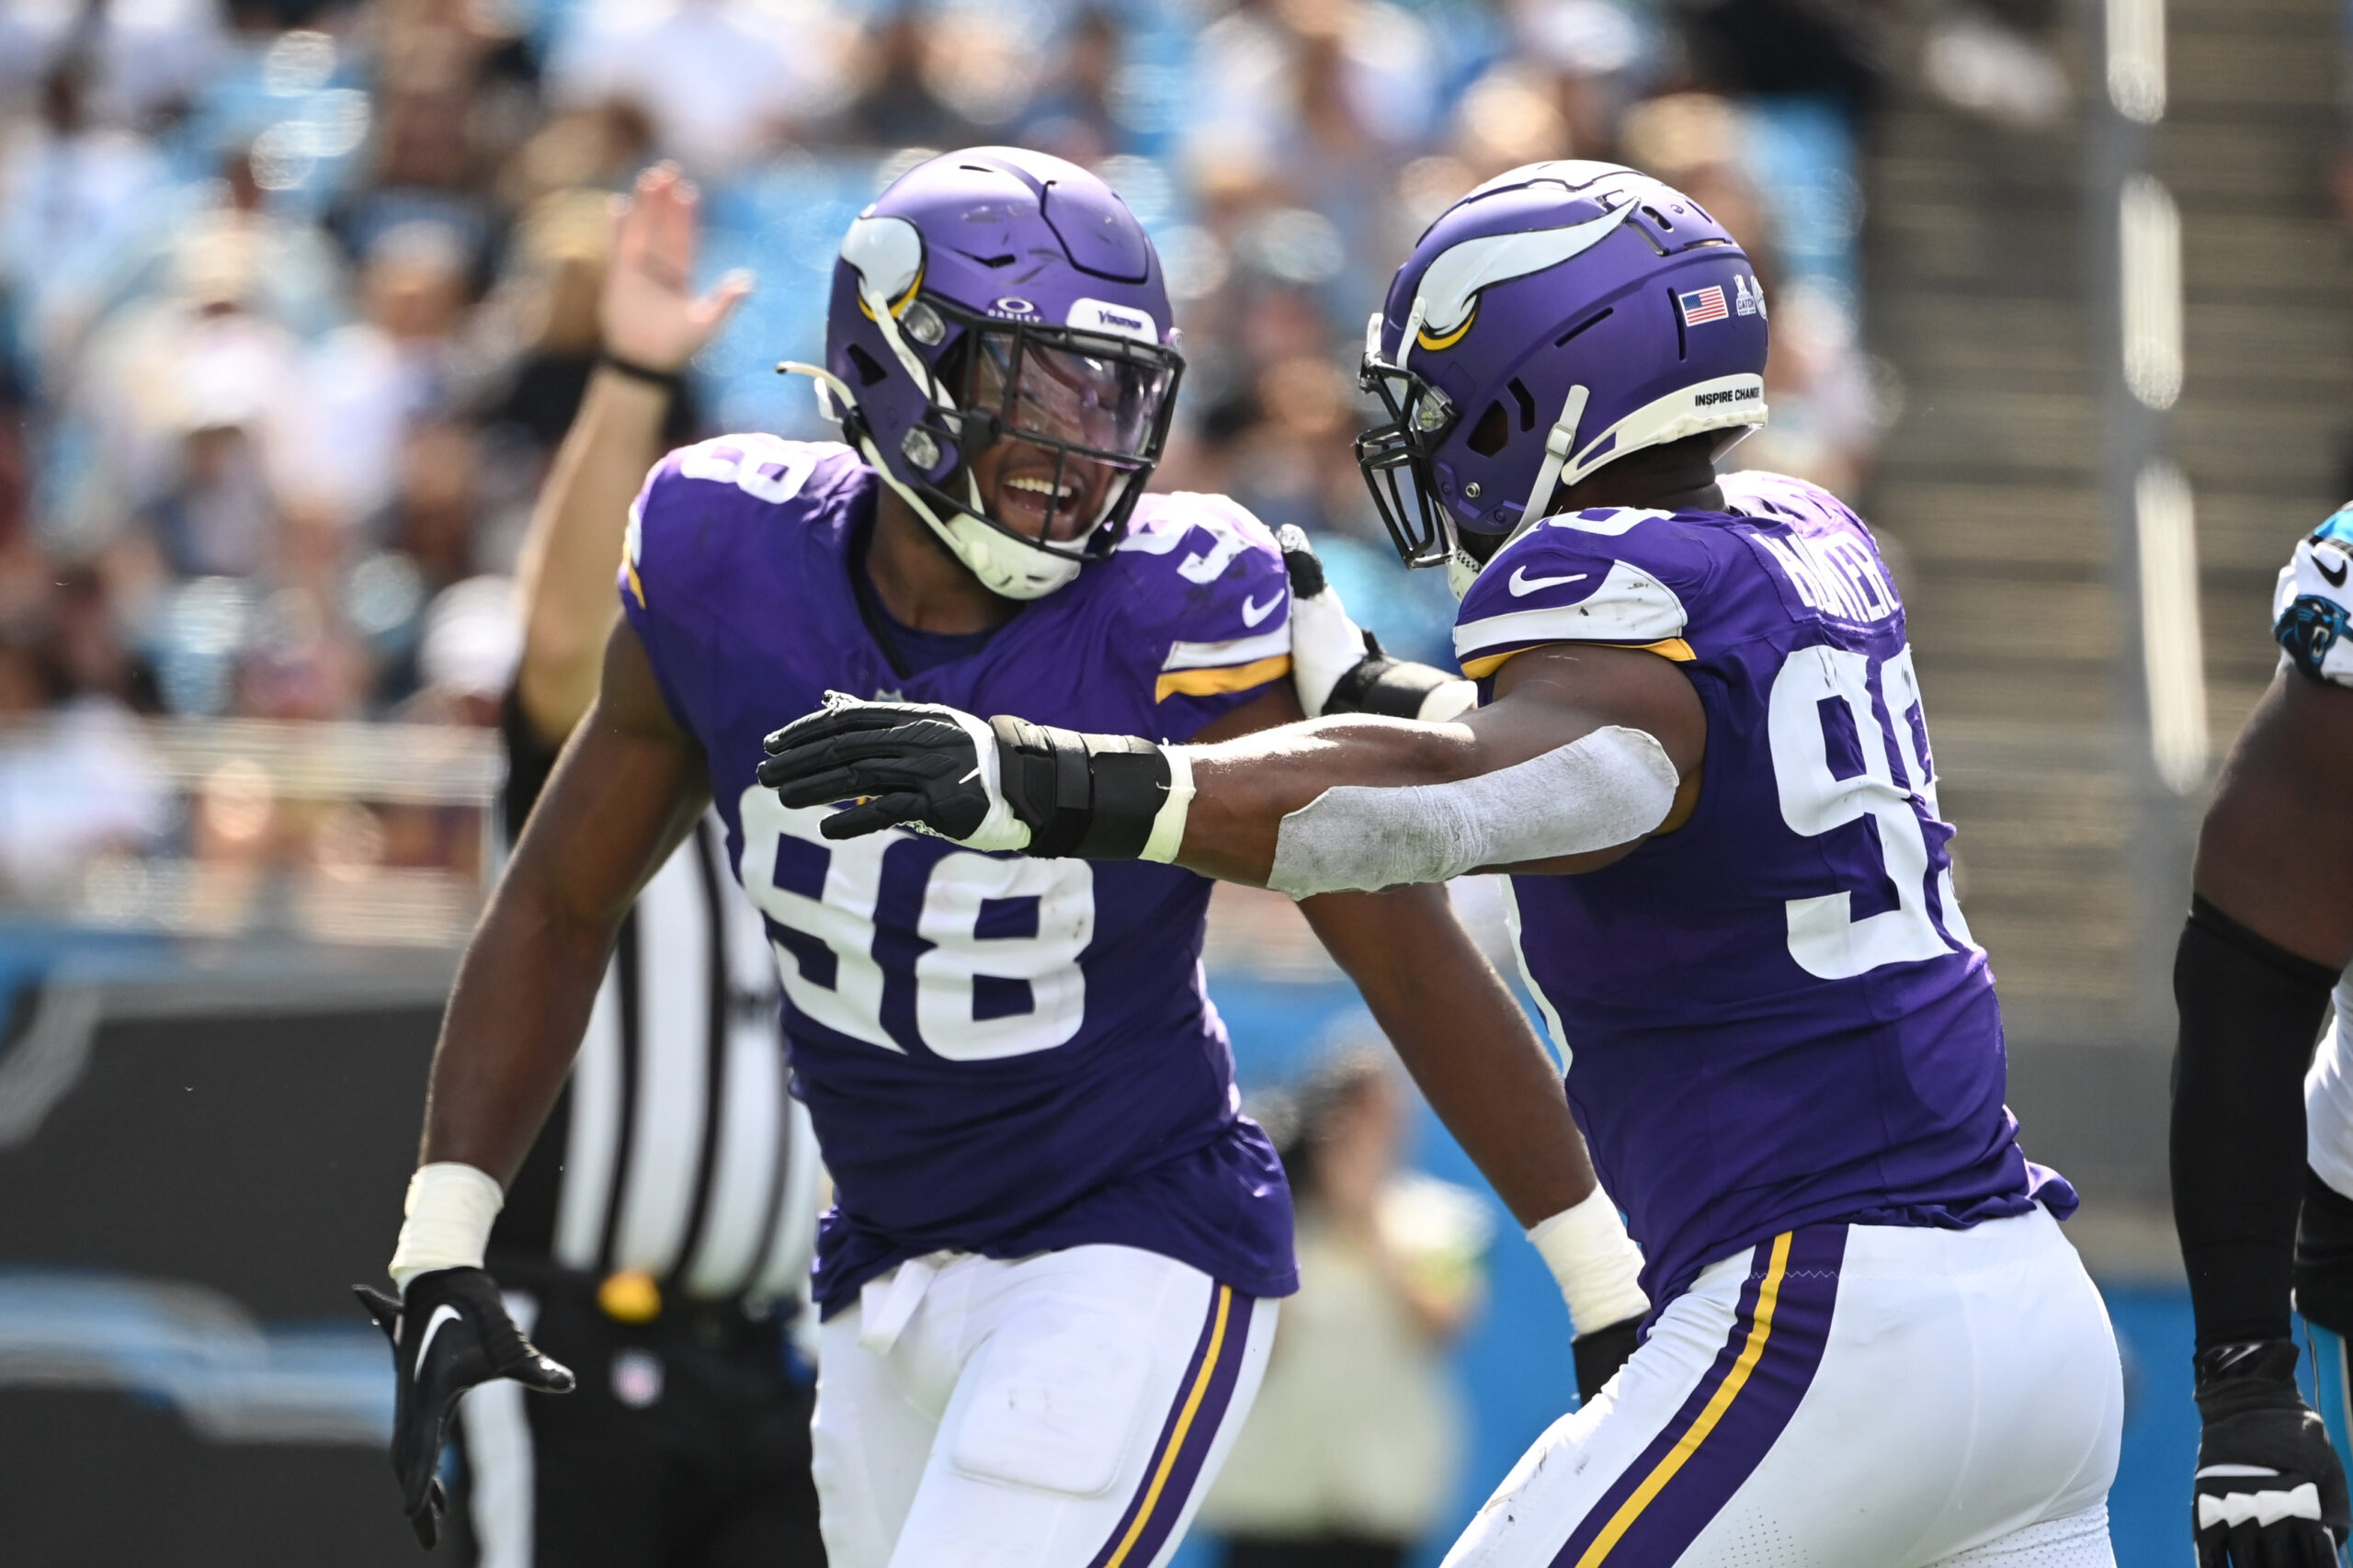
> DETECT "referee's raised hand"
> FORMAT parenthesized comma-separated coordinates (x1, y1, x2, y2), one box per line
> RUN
(355, 1268, 574, 1548)
(601, 161, 752, 377)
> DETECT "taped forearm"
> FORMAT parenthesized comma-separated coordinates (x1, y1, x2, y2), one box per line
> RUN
(1265, 725, 1677, 897)
(389, 1163, 505, 1290)
(2172, 895, 2340, 1348)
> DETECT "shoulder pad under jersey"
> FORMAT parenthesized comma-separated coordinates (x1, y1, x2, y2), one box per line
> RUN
(1115, 491, 1293, 711)
(1453, 506, 1706, 679)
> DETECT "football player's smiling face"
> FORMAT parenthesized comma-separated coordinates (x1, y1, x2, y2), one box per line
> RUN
(968, 435, 1118, 544)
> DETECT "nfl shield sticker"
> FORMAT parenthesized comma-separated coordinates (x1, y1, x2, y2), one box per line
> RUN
(1677, 286, 1729, 325)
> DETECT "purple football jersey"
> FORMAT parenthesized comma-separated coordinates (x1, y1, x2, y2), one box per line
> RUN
(1453, 470, 2074, 1312)
(620, 435, 1299, 1314)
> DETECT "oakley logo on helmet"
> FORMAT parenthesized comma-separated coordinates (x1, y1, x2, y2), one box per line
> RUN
(1067, 299, 1158, 345)
(992, 296, 1038, 316)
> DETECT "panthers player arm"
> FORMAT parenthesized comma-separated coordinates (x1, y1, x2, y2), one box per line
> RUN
(2173, 665, 2353, 1568)
(356, 619, 708, 1545)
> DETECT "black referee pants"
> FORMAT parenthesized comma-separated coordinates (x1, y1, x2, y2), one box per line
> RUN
(448, 1274, 824, 1568)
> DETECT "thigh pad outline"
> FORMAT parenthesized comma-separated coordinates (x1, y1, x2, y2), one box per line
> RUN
(947, 1307, 1156, 1499)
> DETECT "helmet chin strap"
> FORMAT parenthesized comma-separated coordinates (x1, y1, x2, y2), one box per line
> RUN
(1514, 384, 1589, 542)
(1438, 383, 1588, 601)
(779, 361, 1080, 601)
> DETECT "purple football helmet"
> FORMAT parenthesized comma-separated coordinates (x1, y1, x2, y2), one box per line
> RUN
(1356, 161, 1770, 595)
(784, 147, 1182, 600)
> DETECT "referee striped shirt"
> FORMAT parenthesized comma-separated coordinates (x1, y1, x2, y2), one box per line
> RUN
(494, 696, 820, 1305)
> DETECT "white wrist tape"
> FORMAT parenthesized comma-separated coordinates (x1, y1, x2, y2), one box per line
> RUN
(1266, 725, 1677, 897)
(1141, 745, 1195, 863)
(388, 1162, 505, 1290)
(1529, 1187, 1650, 1335)
(1416, 679, 1479, 724)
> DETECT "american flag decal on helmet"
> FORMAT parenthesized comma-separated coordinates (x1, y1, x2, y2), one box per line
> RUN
(1677, 286, 1730, 325)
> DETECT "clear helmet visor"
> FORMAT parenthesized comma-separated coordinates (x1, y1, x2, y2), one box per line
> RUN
(961, 325, 1180, 551)
(972, 332, 1176, 459)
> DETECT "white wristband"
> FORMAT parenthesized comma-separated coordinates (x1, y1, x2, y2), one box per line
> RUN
(1528, 1187, 1649, 1337)
(1141, 745, 1195, 863)
(388, 1162, 505, 1290)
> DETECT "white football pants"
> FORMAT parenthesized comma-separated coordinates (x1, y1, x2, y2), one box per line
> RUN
(1443, 1207, 2121, 1568)
(812, 1244, 1277, 1568)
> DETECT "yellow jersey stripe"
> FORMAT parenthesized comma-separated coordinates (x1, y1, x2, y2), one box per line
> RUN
(1459, 638, 1696, 680)
(1572, 1231, 1793, 1568)
(1155, 653, 1291, 703)
(1103, 1285, 1233, 1568)
(623, 557, 647, 609)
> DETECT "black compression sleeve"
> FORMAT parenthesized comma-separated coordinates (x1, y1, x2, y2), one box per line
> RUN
(2172, 893, 2339, 1349)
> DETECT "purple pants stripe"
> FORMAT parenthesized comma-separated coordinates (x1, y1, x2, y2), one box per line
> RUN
(1085, 1280, 1253, 1568)
(1550, 1224, 1847, 1568)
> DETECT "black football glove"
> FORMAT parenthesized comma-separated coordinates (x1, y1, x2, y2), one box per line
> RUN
(1574, 1314, 1643, 1404)
(759, 696, 1018, 844)
(2192, 1339, 2350, 1568)
(760, 694, 1173, 858)
(355, 1267, 574, 1548)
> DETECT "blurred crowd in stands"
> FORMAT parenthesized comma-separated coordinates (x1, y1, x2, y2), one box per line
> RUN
(0, 0, 1898, 903)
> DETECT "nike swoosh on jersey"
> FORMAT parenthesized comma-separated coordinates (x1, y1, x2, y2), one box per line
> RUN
(414, 1303, 463, 1381)
(2318, 551, 2348, 589)
(1241, 594, 1279, 628)
(1509, 566, 1590, 597)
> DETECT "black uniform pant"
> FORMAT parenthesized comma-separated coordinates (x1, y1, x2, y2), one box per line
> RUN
(449, 1273, 824, 1568)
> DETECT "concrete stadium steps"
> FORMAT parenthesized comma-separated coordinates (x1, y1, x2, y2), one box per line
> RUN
(1861, 89, 2127, 1032)
(2166, 0, 2353, 732)
(1857, 0, 2353, 1225)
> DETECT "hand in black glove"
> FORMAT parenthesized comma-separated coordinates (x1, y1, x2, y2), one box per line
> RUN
(2192, 1339, 2350, 1568)
(759, 695, 1026, 846)
(355, 1267, 574, 1548)
(1574, 1314, 1643, 1404)
(762, 694, 1175, 858)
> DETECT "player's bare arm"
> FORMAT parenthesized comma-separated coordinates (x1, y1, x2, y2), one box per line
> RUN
(421, 620, 710, 1183)
(1297, 882, 1595, 1225)
(355, 620, 705, 1546)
